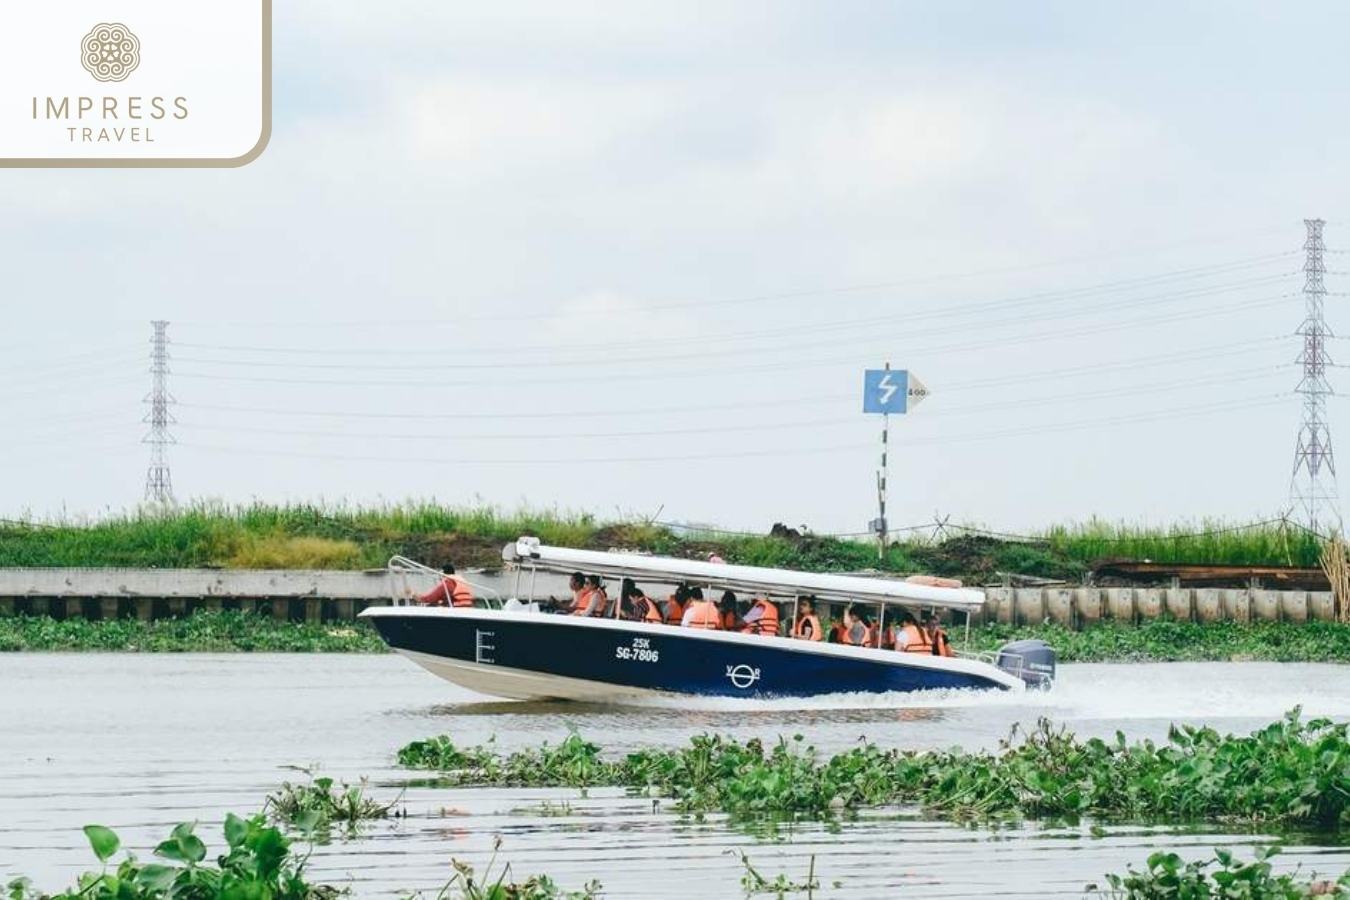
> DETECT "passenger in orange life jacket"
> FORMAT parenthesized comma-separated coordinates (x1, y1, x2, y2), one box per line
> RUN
(417, 563, 474, 608)
(740, 596, 780, 637)
(718, 591, 741, 631)
(791, 597, 823, 641)
(894, 611, 934, 654)
(621, 579, 662, 624)
(840, 605, 873, 646)
(680, 587, 721, 629)
(924, 614, 955, 657)
(828, 615, 847, 644)
(575, 574, 608, 617)
(662, 585, 689, 626)
(550, 571, 588, 614)
(873, 618, 896, 650)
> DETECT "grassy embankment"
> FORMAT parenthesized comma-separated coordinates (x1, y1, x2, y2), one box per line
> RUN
(0, 503, 1327, 577)
(2, 505, 1345, 658)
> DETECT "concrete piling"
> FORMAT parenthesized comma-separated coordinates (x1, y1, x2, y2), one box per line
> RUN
(0, 567, 1342, 627)
(1195, 589, 1223, 623)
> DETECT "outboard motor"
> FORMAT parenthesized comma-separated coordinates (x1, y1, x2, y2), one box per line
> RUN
(995, 639, 1056, 690)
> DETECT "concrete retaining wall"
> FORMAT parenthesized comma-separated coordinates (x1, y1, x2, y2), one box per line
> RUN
(0, 568, 1340, 625)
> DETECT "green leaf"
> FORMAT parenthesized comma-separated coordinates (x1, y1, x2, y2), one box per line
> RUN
(136, 865, 179, 892)
(294, 808, 322, 835)
(180, 833, 207, 865)
(83, 825, 120, 863)
(224, 813, 249, 849)
(155, 839, 188, 863)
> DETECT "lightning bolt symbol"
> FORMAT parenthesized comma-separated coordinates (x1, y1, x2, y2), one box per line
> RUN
(878, 373, 898, 405)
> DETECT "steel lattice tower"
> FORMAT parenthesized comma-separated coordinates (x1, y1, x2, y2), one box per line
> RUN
(143, 320, 176, 506)
(1291, 219, 1339, 533)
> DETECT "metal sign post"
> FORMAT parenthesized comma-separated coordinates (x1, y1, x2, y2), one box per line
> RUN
(862, 366, 928, 561)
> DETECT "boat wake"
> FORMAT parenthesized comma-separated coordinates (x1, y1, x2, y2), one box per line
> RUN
(434, 661, 1350, 726)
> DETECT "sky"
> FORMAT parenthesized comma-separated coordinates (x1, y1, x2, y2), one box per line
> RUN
(4, 0, 1350, 536)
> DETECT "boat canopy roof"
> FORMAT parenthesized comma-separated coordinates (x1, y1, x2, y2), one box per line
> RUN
(502, 537, 985, 612)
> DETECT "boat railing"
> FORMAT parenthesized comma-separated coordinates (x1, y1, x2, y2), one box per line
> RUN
(953, 648, 1000, 666)
(387, 556, 502, 608)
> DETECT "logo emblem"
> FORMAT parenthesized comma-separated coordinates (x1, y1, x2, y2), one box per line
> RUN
(725, 664, 761, 690)
(81, 24, 141, 83)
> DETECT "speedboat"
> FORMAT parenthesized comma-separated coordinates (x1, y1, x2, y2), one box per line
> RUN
(360, 537, 1056, 701)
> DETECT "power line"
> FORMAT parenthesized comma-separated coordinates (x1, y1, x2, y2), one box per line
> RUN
(166, 262, 1296, 371)
(168, 292, 1296, 389)
(170, 336, 1291, 423)
(170, 364, 1289, 443)
(171, 252, 1296, 354)
(169, 271, 1295, 373)
(175, 394, 1288, 467)
(171, 245, 1299, 329)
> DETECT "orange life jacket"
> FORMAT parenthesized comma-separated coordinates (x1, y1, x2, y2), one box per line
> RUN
(638, 597, 662, 624)
(422, 576, 473, 608)
(570, 588, 594, 616)
(873, 624, 895, 650)
(931, 626, 955, 657)
(830, 621, 847, 644)
(900, 623, 934, 654)
(841, 622, 872, 647)
(684, 600, 721, 629)
(792, 613, 822, 641)
(741, 599, 779, 636)
(720, 610, 738, 631)
(663, 596, 685, 626)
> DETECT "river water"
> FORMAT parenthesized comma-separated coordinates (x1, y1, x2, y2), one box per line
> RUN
(2, 655, 1349, 897)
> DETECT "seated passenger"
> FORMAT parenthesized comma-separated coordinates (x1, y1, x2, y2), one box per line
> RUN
(579, 574, 609, 617)
(417, 563, 474, 608)
(622, 581, 662, 624)
(680, 587, 720, 629)
(740, 596, 780, 637)
(894, 611, 934, 654)
(662, 585, 689, 626)
(829, 614, 847, 644)
(924, 614, 955, 657)
(840, 605, 873, 646)
(718, 591, 741, 631)
(551, 571, 588, 614)
(791, 597, 823, 641)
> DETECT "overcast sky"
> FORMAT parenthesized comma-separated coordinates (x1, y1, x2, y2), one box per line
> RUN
(4, 1, 1350, 535)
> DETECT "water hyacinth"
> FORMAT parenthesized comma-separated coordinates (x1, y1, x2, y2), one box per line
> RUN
(397, 710, 1350, 826)
(1089, 846, 1350, 898)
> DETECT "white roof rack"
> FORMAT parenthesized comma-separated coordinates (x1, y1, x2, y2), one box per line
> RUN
(501, 537, 984, 611)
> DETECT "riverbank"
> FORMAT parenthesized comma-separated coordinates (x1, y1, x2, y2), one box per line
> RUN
(0, 503, 1328, 584)
(3, 610, 1349, 661)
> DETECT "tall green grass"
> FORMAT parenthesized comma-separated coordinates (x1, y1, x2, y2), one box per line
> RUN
(0, 503, 1325, 576)
(1042, 519, 1323, 568)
